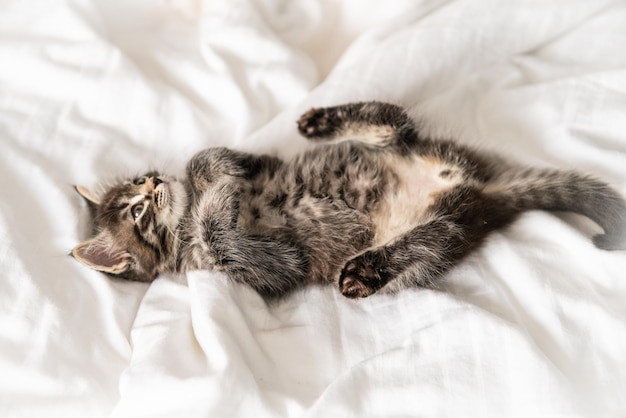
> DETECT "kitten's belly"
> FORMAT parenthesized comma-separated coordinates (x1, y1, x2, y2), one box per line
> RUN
(371, 154, 463, 246)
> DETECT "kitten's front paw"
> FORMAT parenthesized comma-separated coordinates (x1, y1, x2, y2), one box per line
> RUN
(339, 254, 387, 299)
(297, 107, 342, 140)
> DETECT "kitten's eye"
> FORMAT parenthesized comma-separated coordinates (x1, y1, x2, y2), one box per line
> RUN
(134, 177, 147, 185)
(131, 204, 144, 220)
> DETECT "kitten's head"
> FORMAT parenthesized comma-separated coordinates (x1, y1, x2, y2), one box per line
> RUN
(71, 172, 187, 283)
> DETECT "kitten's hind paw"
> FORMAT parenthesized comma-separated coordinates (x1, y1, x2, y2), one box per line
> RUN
(339, 255, 387, 298)
(297, 107, 342, 140)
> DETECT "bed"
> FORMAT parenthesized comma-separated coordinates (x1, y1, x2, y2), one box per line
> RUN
(2, 1, 626, 417)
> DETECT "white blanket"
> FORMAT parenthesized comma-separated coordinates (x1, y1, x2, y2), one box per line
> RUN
(2, 1, 626, 417)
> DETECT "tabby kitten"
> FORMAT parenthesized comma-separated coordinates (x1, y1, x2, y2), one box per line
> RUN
(72, 102, 626, 299)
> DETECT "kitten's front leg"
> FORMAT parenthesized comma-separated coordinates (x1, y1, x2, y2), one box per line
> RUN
(187, 147, 249, 196)
(198, 201, 308, 298)
(209, 229, 308, 299)
(187, 147, 282, 221)
(187, 148, 307, 298)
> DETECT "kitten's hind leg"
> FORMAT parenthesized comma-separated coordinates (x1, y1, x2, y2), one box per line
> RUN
(339, 187, 519, 298)
(338, 219, 466, 298)
(297, 101, 418, 150)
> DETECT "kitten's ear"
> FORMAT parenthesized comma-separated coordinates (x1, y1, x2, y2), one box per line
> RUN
(71, 234, 131, 275)
(74, 185, 100, 214)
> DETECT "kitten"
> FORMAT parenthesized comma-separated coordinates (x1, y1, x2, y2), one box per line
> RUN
(71, 102, 626, 299)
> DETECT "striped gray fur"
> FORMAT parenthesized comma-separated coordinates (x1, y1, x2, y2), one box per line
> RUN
(72, 102, 626, 299)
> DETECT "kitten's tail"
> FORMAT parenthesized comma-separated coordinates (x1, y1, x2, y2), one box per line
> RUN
(485, 168, 626, 250)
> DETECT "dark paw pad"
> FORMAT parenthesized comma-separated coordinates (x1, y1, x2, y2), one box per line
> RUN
(297, 107, 342, 139)
(339, 260, 384, 299)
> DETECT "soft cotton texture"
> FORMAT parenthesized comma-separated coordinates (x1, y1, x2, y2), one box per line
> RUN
(1, 1, 626, 417)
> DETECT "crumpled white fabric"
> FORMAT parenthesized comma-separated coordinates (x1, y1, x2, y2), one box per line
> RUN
(1, 1, 626, 417)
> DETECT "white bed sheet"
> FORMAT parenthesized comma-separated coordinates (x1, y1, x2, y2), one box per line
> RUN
(2, 1, 626, 417)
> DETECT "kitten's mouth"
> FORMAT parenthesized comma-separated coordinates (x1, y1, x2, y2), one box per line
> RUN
(154, 183, 171, 209)
(152, 180, 186, 227)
